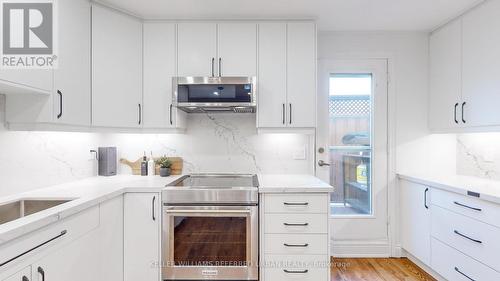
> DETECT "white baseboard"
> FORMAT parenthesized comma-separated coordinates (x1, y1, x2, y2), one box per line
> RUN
(403, 249, 446, 281)
(332, 240, 391, 257)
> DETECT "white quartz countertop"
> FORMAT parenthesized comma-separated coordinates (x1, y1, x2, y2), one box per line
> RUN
(0, 175, 183, 245)
(398, 173, 500, 205)
(0, 174, 332, 245)
(258, 174, 334, 193)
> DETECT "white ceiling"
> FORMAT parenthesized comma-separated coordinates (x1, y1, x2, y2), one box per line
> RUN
(97, 0, 484, 31)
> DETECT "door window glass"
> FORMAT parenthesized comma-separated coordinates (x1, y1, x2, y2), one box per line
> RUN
(329, 74, 373, 215)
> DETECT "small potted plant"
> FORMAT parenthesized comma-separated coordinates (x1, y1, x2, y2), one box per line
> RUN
(156, 156, 172, 177)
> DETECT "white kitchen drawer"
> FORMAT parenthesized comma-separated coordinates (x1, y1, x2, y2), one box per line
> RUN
(431, 188, 500, 228)
(264, 194, 328, 214)
(263, 255, 329, 281)
(264, 234, 328, 255)
(264, 213, 327, 234)
(2, 266, 31, 281)
(431, 238, 500, 281)
(0, 205, 99, 271)
(431, 205, 500, 271)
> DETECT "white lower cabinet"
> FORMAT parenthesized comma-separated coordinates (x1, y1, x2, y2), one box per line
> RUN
(401, 179, 500, 280)
(261, 193, 330, 281)
(31, 230, 100, 281)
(399, 180, 431, 266)
(431, 238, 500, 281)
(2, 266, 31, 281)
(0, 197, 123, 281)
(124, 193, 160, 281)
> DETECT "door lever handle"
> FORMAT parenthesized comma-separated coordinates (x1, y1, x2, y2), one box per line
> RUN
(318, 160, 330, 167)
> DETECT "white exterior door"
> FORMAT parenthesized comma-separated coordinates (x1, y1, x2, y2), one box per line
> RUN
(317, 59, 389, 252)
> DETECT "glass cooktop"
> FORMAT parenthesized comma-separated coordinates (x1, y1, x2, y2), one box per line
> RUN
(167, 174, 259, 188)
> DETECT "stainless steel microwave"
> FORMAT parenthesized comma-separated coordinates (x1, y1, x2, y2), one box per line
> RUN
(172, 76, 257, 113)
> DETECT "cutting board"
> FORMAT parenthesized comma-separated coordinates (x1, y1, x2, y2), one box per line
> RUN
(120, 157, 183, 175)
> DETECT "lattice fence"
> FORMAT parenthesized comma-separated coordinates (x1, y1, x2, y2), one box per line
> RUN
(329, 95, 371, 118)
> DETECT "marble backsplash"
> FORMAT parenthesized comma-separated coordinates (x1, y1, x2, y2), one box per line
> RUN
(0, 95, 313, 197)
(457, 133, 500, 180)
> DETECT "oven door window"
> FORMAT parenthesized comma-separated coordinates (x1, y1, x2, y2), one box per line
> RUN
(173, 216, 248, 266)
(177, 84, 253, 103)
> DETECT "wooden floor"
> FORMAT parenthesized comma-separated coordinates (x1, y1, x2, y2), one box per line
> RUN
(331, 258, 436, 281)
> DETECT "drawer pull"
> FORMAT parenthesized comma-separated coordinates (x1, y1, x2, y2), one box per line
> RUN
(0, 230, 67, 268)
(284, 223, 309, 226)
(283, 269, 309, 274)
(453, 201, 482, 212)
(454, 267, 476, 281)
(284, 202, 309, 206)
(284, 243, 309, 247)
(454, 230, 482, 244)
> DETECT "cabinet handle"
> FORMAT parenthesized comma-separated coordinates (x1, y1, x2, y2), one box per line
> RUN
(284, 202, 309, 206)
(152, 196, 156, 221)
(462, 102, 467, 123)
(138, 104, 142, 125)
(218, 58, 222, 77)
(424, 188, 429, 209)
(453, 201, 482, 212)
(283, 269, 308, 274)
(284, 243, 309, 247)
(0, 230, 67, 268)
(22, 276, 29, 281)
(37, 267, 45, 281)
(454, 103, 459, 124)
(284, 222, 309, 226)
(282, 103, 285, 125)
(169, 104, 173, 125)
(454, 230, 482, 244)
(57, 90, 63, 119)
(454, 267, 475, 281)
(211, 58, 215, 77)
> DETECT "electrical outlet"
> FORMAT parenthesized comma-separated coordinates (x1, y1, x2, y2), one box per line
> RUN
(293, 145, 307, 160)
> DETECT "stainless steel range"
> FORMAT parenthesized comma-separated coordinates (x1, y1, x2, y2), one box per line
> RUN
(162, 174, 259, 281)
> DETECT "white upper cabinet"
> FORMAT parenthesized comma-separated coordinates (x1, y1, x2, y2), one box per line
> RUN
(53, 0, 91, 126)
(257, 22, 316, 129)
(429, 19, 462, 131)
(217, 23, 257, 76)
(462, 0, 500, 127)
(400, 180, 431, 266)
(429, 0, 500, 131)
(177, 23, 217, 77)
(287, 22, 316, 128)
(177, 23, 257, 77)
(92, 5, 143, 128)
(143, 23, 185, 129)
(257, 23, 287, 128)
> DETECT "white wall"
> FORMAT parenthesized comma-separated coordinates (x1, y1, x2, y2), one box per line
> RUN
(0, 94, 313, 198)
(318, 31, 456, 175)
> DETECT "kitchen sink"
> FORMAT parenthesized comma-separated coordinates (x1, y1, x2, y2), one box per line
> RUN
(0, 199, 74, 225)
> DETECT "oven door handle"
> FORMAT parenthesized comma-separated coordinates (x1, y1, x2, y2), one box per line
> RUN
(164, 209, 251, 214)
